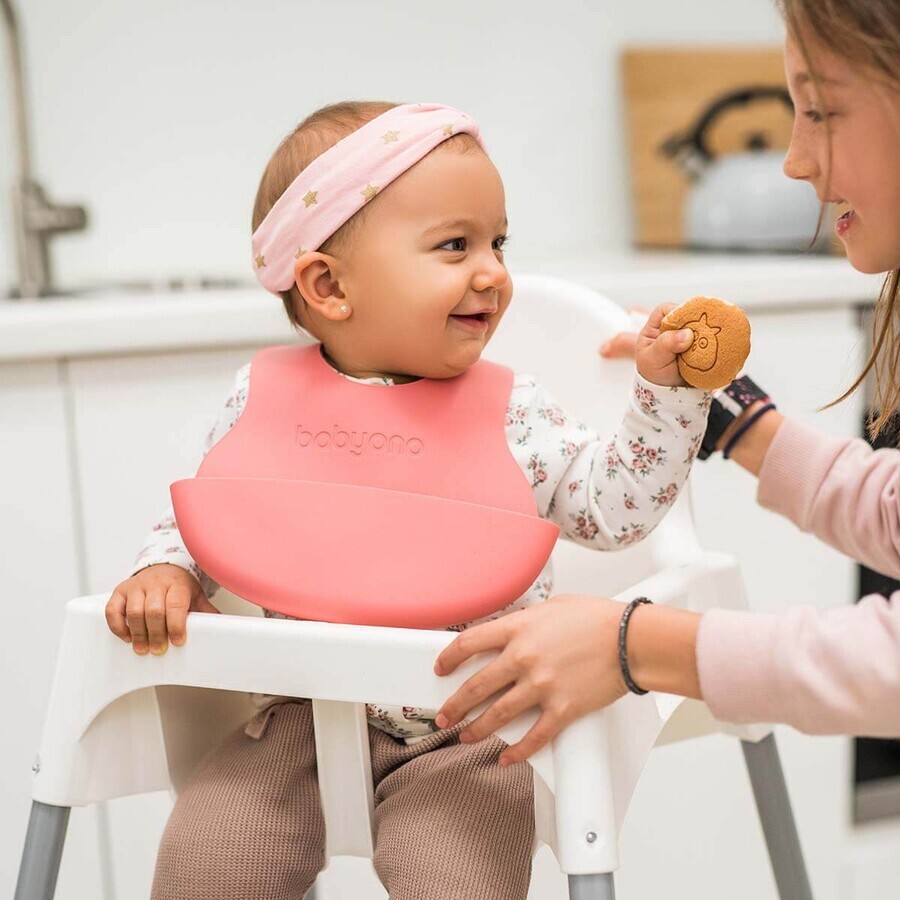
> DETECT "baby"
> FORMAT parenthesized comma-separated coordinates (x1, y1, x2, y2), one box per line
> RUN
(106, 101, 708, 900)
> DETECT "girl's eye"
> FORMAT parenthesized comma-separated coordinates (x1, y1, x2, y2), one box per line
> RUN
(803, 109, 837, 125)
(493, 235, 510, 252)
(439, 237, 466, 252)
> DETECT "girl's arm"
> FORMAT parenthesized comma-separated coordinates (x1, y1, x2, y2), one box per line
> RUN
(754, 416, 900, 579)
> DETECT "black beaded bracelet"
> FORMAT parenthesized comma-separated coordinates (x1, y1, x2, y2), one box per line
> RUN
(618, 597, 653, 696)
(722, 401, 777, 460)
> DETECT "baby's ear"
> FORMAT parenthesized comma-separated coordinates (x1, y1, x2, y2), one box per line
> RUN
(293, 252, 346, 319)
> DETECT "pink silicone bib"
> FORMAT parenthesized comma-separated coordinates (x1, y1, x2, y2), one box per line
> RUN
(171, 345, 559, 628)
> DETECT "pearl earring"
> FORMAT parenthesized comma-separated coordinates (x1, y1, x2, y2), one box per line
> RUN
(339, 304, 350, 316)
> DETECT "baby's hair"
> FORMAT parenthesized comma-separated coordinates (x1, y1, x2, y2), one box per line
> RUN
(776, 0, 900, 438)
(252, 100, 482, 333)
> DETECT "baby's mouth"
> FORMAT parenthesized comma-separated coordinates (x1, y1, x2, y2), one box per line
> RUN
(449, 310, 493, 331)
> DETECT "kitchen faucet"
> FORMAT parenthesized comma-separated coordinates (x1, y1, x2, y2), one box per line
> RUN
(2, 0, 87, 298)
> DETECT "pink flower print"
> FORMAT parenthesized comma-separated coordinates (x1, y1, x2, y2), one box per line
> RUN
(624, 493, 638, 510)
(152, 515, 175, 532)
(402, 706, 423, 720)
(632, 456, 650, 473)
(627, 436, 667, 476)
(677, 414, 692, 429)
(604, 440, 621, 480)
(568, 479, 582, 496)
(528, 452, 548, 486)
(635, 383, 661, 417)
(539, 404, 567, 427)
(559, 440, 579, 460)
(569, 509, 600, 542)
(650, 482, 679, 508)
(614, 523, 647, 546)
(505, 405, 528, 427)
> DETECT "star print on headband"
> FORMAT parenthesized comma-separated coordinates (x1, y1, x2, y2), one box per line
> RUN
(251, 103, 484, 294)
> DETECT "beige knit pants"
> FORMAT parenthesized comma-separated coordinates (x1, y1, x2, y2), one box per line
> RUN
(151, 699, 535, 899)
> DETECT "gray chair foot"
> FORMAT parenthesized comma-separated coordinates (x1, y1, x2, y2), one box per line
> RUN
(568, 872, 615, 900)
(15, 800, 70, 900)
(742, 734, 814, 900)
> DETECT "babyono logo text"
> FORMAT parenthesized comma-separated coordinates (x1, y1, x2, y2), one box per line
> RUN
(296, 425, 424, 457)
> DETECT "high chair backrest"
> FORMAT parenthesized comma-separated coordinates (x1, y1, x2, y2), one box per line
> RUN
(485, 274, 703, 599)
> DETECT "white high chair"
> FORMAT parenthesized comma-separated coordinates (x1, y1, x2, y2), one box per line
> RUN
(16, 275, 813, 900)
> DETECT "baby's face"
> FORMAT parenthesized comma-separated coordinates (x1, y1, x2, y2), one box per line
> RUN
(324, 146, 512, 381)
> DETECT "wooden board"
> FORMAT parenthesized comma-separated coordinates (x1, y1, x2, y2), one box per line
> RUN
(621, 46, 826, 249)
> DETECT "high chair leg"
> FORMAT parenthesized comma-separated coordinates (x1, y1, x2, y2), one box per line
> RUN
(15, 801, 70, 900)
(568, 873, 615, 899)
(741, 734, 814, 900)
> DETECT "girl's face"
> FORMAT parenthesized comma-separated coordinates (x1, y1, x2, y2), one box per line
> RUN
(316, 146, 512, 382)
(783, 29, 900, 274)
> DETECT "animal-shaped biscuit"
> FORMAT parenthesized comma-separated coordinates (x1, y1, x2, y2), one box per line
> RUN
(660, 296, 751, 390)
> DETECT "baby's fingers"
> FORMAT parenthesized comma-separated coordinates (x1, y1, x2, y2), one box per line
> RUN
(144, 586, 169, 655)
(105, 589, 131, 642)
(125, 588, 150, 655)
(165, 583, 197, 648)
(642, 303, 678, 336)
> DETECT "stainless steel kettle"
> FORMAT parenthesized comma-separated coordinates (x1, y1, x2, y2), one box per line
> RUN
(660, 86, 825, 252)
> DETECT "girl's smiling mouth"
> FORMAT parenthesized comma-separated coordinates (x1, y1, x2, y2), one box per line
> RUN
(836, 207, 857, 237)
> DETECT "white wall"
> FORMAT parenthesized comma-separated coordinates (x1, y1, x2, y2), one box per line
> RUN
(0, 0, 783, 294)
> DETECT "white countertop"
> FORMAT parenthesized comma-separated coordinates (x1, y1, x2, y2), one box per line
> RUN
(0, 251, 884, 363)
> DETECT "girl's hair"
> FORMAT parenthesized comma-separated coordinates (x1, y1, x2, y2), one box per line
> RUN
(776, 0, 900, 437)
(252, 100, 480, 333)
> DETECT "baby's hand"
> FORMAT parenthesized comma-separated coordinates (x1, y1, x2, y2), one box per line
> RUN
(632, 303, 694, 387)
(105, 563, 219, 656)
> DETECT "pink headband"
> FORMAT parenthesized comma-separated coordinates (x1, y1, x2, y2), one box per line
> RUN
(251, 103, 484, 294)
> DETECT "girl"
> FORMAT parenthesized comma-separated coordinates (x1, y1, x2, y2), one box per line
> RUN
(434, 0, 900, 766)
(106, 101, 706, 899)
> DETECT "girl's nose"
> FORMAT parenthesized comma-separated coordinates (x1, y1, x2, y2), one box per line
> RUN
(783, 128, 819, 183)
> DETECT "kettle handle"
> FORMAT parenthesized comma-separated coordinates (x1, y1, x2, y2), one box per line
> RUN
(660, 85, 794, 171)
(692, 86, 794, 160)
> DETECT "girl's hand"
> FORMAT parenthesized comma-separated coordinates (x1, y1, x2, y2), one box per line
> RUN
(105, 563, 219, 656)
(433, 595, 628, 766)
(631, 303, 694, 387)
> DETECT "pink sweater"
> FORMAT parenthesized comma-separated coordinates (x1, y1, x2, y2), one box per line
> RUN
(696, 417, 900, 736)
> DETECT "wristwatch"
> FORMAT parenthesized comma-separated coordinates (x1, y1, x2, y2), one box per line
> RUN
(699, 375, 771, 460)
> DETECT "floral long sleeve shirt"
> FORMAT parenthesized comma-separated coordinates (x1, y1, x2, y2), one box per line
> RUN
(133, 360, 710, 741)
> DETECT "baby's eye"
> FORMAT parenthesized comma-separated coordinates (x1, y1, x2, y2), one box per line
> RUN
(493, 235, 510, 252)
(438, 237, 467, 252)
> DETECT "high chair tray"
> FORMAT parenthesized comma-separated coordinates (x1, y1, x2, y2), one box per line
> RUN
(171, 477, 559, 628)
